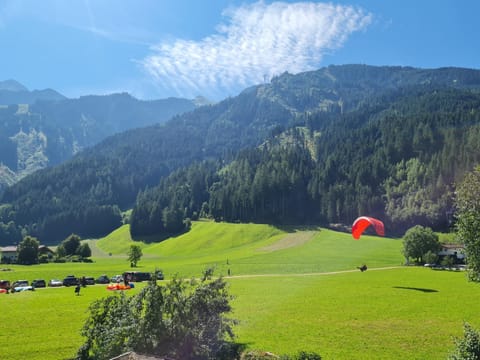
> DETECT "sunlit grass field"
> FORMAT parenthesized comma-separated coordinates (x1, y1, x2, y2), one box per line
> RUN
(0, 221, 477, 359)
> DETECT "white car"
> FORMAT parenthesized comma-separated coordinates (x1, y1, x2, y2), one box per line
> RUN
(111, 275, 124, 283)
(48, 279, 63, 287)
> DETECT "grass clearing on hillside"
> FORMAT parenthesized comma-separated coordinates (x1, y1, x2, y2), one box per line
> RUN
(0, 222, 472, 359)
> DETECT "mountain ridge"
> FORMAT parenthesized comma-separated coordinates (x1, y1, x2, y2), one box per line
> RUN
(0, 79, 66, 105)
(0, 79, 29, 92)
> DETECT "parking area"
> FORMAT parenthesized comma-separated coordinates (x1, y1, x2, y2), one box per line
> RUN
(1, 270, 164, 293)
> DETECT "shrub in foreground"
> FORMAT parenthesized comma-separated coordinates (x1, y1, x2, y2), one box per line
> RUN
(77, 270, 236, 360)
(449, 322, 480, 360)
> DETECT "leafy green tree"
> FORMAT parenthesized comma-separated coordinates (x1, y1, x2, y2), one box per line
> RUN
(423, 250, 438, 265)
(77, 270, 235, 360)
(77, 292, 137, 360)
(55, 244, 66, 259)
(402, 225, 441, 264)
(127, 244, 142, 267)
(449, 323, 480, 360)
(61, 234, 81, 256)
(76, 243, 92, 259)
(455, 166, 480, 281)
(16, 235, 39, 265)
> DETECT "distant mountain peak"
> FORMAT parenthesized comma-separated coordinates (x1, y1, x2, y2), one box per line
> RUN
(0, 79, 28, 92)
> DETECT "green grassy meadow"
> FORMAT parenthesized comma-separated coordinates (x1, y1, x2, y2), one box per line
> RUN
(0, 221, 477, 359)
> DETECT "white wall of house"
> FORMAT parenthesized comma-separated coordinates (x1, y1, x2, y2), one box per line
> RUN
(438, 245, 465, 260)
(0, 246, 17, 262)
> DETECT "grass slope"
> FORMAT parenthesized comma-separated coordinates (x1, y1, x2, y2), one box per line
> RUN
(95, 221, 403, 277)
(1, 222, 475, 359)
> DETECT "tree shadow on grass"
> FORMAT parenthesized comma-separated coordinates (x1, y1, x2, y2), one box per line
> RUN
(132, 227, 191, 243)
(393, 286, 438, 293)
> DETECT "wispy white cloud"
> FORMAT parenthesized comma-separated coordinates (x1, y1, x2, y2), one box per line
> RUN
(142, 1, 372, 100)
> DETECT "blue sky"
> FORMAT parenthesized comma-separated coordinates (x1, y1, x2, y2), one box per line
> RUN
(0, 0, 478, 101)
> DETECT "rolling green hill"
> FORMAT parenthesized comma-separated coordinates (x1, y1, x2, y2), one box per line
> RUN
(93, 221, 403, 277)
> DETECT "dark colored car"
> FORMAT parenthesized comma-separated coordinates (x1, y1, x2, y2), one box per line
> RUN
(96, 275, 110, 284)
(83, 277, 95, 285)
(63, 275, 78, 286)
(12, 280, 29, 288)
(0, 280, 10, 290)
(31, 279, 46, 288)
(123, 271, 152, 282)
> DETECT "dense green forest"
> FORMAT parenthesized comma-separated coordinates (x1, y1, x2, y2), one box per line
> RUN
(130, 88, 480, 237)
(1, 65, 480, 244)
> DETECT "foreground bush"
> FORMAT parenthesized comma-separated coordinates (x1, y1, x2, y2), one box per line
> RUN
(449, 322, 480, 359)
(76, 270, 235, 360)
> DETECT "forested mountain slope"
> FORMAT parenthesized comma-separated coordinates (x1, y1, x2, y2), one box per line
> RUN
(129, 87, 480, 237)
(0, 87, 196, 191)
(1, 65, 480, 244)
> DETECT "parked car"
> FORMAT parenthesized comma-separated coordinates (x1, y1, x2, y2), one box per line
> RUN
(31, 279, 46, 288)
(12, 280, 29, 288)
(111, 275, 123, 283)
(48, 279, 63, 287)
(0, 280, 10, 290)
(12, 280, 33, 292)
(123, 271, 152, 282)
(96, 275, 110, 284)
(63, 275, 78, 286)
(83, 277, 95, 285)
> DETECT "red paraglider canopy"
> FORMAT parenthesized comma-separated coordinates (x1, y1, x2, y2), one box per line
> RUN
(352, 216, 385, 240)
